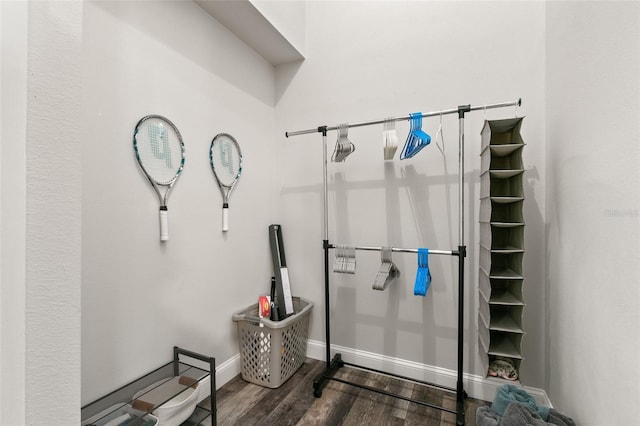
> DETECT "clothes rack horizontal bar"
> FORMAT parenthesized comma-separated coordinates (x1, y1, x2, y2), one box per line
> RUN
(285, 98, 521, 137)
(329, 243, 457, 256)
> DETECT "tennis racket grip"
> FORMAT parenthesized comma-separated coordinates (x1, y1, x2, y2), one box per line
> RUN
(222, 203, 229, 232)
(160, 206, 169, 241)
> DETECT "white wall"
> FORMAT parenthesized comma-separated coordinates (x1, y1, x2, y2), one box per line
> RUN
(546, 2, 640, 425)
(81, 0, 276, 403)
(0, 1, 27, 424)
(275, 0, 547, 388)
(5, 1, 638, 422)
(25, 1, 83, 424)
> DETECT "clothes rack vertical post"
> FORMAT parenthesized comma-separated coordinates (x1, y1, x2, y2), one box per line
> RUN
(285, 99, 521, 426)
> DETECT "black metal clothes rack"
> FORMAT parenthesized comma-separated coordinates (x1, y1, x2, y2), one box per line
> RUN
(286, 99, 521, 426)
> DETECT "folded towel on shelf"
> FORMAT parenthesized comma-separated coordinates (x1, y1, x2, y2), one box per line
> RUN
(492, 384, 550, 420)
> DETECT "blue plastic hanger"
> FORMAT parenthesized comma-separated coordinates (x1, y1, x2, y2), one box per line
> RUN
(414, 248, 432, 296)
(400, 113, 431, 159)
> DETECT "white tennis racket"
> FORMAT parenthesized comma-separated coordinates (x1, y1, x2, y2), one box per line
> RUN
(133, 115, 185, 242)
(209, 133, 242, 232)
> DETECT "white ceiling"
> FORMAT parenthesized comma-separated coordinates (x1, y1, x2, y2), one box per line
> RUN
(194, 0, 305, 66)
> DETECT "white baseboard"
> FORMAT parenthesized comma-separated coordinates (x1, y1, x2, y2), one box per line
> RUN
(305, 339, 552, 408)
(213, 340, 552, 409)
(191, 353, 240, 403)
(214, 353, 241, 390)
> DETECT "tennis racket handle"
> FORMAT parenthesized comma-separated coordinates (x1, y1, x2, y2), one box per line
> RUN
(222, 203, 229, 232)
(160, 207, 169, 241)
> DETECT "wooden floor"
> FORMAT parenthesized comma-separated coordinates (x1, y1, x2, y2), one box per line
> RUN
(208, 358, 489, 425)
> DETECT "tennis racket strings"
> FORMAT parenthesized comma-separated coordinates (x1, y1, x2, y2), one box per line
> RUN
(212, 138, 240, 186)
(133, 115, 185, 241)
(210, 133, 242, 232)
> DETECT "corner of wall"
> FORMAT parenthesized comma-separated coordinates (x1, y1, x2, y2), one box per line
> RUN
(24, 1, 83, 423)
(0, 0, 28, 423)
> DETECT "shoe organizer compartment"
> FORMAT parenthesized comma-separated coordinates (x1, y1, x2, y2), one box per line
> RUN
(478, 117, 525, 381)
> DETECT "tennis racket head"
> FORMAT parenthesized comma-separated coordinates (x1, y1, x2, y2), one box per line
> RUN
(210, 133, 242, 190)
(209, 133, 242, 232)
(133, 115, 185, 187)
(133, 115, 185, 241)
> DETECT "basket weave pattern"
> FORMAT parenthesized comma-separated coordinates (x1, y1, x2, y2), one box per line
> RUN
(235, 297, 312, 388)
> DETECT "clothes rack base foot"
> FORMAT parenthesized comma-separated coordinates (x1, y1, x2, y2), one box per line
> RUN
(313, 353, 467, 425)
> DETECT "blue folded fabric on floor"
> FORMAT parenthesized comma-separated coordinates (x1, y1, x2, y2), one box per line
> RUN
(492, 384, 550, 420)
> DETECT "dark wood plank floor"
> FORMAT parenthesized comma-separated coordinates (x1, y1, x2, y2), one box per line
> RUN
(210, 358, 489, 425)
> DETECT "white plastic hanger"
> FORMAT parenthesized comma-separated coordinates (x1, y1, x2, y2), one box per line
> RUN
(383, 118, 398, 160)
(373, 247, 400, 291)
(331, 123, 356, 162)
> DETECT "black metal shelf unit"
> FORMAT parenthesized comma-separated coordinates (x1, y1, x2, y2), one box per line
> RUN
(81, 346, 216, 426)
